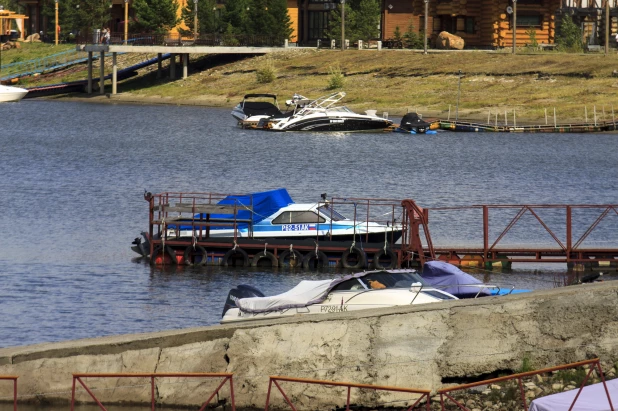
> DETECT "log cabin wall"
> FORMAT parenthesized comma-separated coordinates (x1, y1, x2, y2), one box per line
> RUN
(381, 0, 562, 47)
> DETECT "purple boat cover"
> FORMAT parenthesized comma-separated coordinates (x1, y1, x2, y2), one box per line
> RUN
(529, 378, 618, 411)
(421, 261, 490, 298)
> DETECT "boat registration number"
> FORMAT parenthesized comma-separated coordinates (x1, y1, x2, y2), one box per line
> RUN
(282, 224, 315, 231)
(320, 305, 349, 313)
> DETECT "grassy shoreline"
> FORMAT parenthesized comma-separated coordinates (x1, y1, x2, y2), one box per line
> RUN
(9, 44, 618, 123)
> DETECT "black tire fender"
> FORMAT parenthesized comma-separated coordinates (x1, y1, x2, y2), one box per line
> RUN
(223, 247, 249, 267)
(183, 245, 208, 266)
(150, 245, 178, 265)
(302, 250, 329, 270)
(251, 251, 279, 267)
(373, 248, 398, 269)
(278, 249, 304, 268)
(341, 246, 367, 269)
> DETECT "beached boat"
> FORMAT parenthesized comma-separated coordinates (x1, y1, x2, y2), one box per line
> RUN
(0, 85, 28, 102)
(232, 93, 311, 128)
(394, 112, 437, 135)
(265, 92, 393, 132)
(220, 269, 458, 323)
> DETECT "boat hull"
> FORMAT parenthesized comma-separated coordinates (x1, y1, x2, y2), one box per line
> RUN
(272, 116, 392, 132)
(0, 86, 28, 102)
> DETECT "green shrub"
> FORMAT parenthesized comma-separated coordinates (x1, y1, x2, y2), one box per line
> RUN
(404, 22, 424, 49)
(327, 64, 345, 89)
(255, 58, 276, 84)
(556, 14, 583, 52)
(526, 27, 539, 48)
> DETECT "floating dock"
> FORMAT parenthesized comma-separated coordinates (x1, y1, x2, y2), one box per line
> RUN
(438, 119, 618, 133)
(134, 191, 618, 272)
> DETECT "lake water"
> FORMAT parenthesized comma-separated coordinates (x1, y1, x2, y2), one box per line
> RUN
(1, 100, 617, 349)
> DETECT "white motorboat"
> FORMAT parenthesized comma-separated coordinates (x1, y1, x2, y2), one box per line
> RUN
(232, 93, 312, 128)
(0, 84, 28, 102)
(164, 188, 403, 243)
(220, 269, 458, 323)
(265, 91, 393, 132)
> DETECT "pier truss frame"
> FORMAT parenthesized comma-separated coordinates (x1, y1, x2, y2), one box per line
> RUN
(264, 375, 431, 411)
(424, 204, 618, 264)
(70, 372, 235, 411)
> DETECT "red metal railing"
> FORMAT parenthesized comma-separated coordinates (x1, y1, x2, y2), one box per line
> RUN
(70, 372, 235, 411)
(438, 358, 613, 411)
(0, 375, 18, 411)
(426, 204, 618, 263)
(264, 375, 431, 411)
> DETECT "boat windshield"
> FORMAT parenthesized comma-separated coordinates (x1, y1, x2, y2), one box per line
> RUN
(360, 271, 429, 289)
(318, 205, 346, 221)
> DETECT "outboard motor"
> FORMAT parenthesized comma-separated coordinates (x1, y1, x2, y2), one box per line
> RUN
(399, 113, 432, 134)
(221, 284, 265, 317)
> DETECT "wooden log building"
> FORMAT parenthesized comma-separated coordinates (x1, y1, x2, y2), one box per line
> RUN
(15, 0, 618, 48)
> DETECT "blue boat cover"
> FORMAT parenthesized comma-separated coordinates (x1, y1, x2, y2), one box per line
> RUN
(206, 188, 294, 229)
(421, 261, 491, 298)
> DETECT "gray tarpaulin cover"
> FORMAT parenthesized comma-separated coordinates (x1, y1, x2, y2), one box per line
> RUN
(421, 261, 491, 298)
(236, 279, 333, 313)
(529, 378, 618, 411)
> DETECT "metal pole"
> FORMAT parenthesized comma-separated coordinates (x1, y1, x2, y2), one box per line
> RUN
(54, 0, 59, 46)
(455, 69, 462, 121)
(423, 0, 428, 54)
(605, 0, 610, 55)
(194, 0, 198, 40)
(341, 0, 345, 51)
(124, 0, 128, 44)
(512, 0, 517, 54)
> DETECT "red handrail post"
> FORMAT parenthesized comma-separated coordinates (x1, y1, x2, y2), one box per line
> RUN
(151, 376, 155, 411)
(264, 378, 273, 411)
(346, 386, 351, 411)
(70, 376, 76, 411)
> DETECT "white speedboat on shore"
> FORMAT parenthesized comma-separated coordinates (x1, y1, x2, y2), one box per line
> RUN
(220, 269, 458, 324)
(232, 93, 311, 127)
(265, 91, 393, 132)
(0, 84, 28, 102)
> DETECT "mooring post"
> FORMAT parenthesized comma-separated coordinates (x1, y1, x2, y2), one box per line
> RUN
(157, 53, 162, 79)
(585, 106, 588, 123)
(112, 52, 117, 95)
(545, 108, 548, 125)
(554, 107, 557, 127)
(87, 51, 93, 94)
(99, 51, 105, 95)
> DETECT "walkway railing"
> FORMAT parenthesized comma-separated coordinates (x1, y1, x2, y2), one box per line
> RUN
(0, 375, 18, 411)
(438, 358, 613, 411)
(79, 32, 286, 47)
(0, 49, 85, 81)
(264, 375, 431, 411)
(70, 372, 235, 411)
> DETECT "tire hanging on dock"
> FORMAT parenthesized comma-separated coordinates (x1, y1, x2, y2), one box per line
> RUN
(302, 250, 329, 270)
(150, 245, 178, 265)
(223, 247, 249, 267)
(183, 245, 208, 266)
(278, 249, 304, 268)
(341, 246, 367, 269)
(250, 251, 279, 268)
(373, 248, 398, 270)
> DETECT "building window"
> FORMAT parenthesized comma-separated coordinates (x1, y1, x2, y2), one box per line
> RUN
(308, 11, 329, 40)
(465, 16, 475, 33)
(517, 14, 542, 27)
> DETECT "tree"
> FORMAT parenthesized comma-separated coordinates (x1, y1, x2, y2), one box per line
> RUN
(555, 14, 583, 52)
(266, 0, 293, 39)
(403, 21, 423, 49)
(180, 0, 220, 35)
(132, 0, 179, 34)
(325, 0, 380, 43)
(220, 0, 252, 35)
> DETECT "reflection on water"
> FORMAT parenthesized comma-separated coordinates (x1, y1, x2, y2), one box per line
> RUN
(0, 100, 617, 348)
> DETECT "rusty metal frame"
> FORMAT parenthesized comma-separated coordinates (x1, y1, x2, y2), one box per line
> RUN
(438, 358, 613, 411)
(70, 372, 235, 411)
(428, 204, 618, 263)
(264, 375, 431, 411)
(0, 375, 18, 411)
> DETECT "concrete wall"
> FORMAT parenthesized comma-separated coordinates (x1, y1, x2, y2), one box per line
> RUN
(1, 282, 618, 410)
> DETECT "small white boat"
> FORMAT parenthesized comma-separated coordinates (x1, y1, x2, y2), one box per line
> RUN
(232, 93, 311, 128)
(0, 84, 28, 102)
(220, 269, 458, 324)
(267, 91, 393, 132)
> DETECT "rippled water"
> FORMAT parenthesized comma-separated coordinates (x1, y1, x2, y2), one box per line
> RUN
(1, 100, 617, 348)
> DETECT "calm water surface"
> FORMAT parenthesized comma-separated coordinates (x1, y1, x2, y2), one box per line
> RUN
(1, 100, 617, 348)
